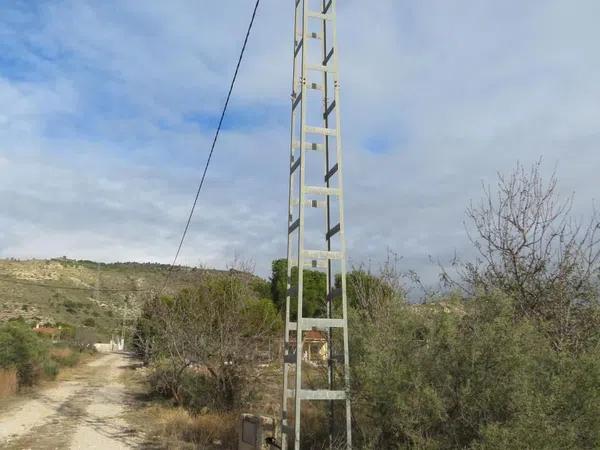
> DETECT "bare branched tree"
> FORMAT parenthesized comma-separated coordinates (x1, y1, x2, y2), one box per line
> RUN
(443, 160, 600, 350)
(134, 261, 281, 409)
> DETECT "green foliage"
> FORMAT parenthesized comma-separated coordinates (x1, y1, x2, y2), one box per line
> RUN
(136, 271, 281, 412)
(249, 277, 271, 299)
(42, 360, 59, 380)
(350, 294, 600, 449)
(83, 317, 96, 327)
(270, 258, 327, 318)
(340, 269, 398, 311)
(244, 298, 283, 334)
(270, 259, 288, 310)
(0, 321, 50, 387)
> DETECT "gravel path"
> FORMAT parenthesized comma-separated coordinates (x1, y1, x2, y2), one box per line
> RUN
(0, 353, 143, 450)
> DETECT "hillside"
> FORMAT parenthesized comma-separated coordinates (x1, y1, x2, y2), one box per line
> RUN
(0, 258, 252, 339)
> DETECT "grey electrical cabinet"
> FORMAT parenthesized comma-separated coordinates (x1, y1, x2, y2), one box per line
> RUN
(238, 414, 277, 450)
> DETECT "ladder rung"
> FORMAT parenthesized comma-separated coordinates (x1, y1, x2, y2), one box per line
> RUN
(289, 318, 345, 332)
(306, 64, 335, 73)
(306, 259, 328, 269)
(289, 218, 300, 234)
(290, 389, 346, 401)
(296, 31, 323, 41)
(292, 199, 326, 208)
(326, 223, 341, 240)
(305, 126, 337, 136)
(325, 163, 338, 182)
(304, 250, 343, 260)
(307, 11, 334, 21)
(324, 100, 336, 119)
(290, 157, 301, 174)
(327, 287, 342, 301)
(302, 318, 345, 329)
(304, 186, 340, 196)
(292, 141, 325, 151)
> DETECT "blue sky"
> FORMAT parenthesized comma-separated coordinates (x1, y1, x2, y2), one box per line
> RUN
(1, 0, 599, 283)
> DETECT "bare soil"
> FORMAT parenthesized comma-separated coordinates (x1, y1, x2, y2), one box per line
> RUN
(0, 353, 147, 450)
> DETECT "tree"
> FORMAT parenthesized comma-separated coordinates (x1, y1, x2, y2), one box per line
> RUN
(270, 258, 327, 318)
(135, 270, 281, 410)
(444, 160, 600, 351)
(0, 322, 49, 386)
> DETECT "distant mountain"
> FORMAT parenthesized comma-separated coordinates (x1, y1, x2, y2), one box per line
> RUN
(0, 258, 251, 339)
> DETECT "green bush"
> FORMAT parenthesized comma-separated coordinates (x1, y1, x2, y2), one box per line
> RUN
(350, 294, 600, 449)
(0, 322, 50, 387)
(42, 360, 59, 380)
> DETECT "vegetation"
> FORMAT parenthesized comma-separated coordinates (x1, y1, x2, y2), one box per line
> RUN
(0, 321, 87, 393)
(0, 258, 235, 341)
(271, 258, 328, 318)
(347, 162, 600, 449)
(133, 267, 282, 413)
(350, 290, 600, 449)
(3, 161, 599, 448)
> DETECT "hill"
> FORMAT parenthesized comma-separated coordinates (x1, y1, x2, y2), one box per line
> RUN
(0, 257, 262, 340)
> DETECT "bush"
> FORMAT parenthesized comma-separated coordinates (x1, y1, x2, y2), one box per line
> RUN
(50, 347, 80, 367)
(350, 293, 600, 449)
(42, 360, 59, 380)
(137, 270, 281, 412)
(150, 406, 238, 449)
(83, 318, 96, 327)
(0, 321, 50, 388)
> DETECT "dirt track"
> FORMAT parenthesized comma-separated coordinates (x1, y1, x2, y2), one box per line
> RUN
(0, 353, 143, 450)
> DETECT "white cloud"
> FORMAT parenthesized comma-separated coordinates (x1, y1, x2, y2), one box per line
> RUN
(0, 0, 599, 284)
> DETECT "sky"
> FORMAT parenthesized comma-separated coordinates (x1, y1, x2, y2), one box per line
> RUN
(1, 0, 599, 283)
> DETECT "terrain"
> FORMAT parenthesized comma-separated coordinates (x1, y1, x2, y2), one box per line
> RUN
(0, 352, 146, 450)
(0, 258, 251, 340)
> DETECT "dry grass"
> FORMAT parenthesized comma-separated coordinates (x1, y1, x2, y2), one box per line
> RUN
(139, 406, 238, 449)
(50, 347, 72, 359)
(0, 369, 18, 398)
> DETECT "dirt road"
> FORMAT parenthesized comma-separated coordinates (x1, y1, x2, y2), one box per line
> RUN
(0, 353, 143, 450)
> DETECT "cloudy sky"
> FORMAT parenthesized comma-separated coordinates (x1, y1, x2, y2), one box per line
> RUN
(1, 0, 599, 281)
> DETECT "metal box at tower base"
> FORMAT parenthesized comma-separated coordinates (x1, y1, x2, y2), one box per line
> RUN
(238, 414, 278, 450)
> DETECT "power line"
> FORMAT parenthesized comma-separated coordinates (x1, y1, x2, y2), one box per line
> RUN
(160, 0, 262, 294)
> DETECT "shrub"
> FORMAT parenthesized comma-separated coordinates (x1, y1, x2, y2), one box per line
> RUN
(0, 321, 50, 388)
(50, 347, 80, 367)
(42, 360, 59, 380)
(137, 270, 281, 412)
(152, 406, 237, 449)
(83, 318, 96, 327)
(350, 293, 600, 449)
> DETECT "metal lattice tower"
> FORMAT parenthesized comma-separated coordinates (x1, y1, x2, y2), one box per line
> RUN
(281, 0, 351, 448)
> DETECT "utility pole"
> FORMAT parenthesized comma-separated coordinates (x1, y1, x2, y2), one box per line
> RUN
(281, 0, 352, 448)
